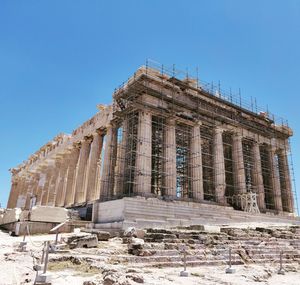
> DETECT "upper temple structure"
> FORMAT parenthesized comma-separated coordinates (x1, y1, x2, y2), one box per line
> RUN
(6, 61, 297, 227)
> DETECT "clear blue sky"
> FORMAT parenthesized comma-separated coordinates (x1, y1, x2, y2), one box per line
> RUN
(0, 1, 299, 212)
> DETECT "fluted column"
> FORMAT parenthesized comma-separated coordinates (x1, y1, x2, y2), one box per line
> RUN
(94, 155, 102, 200)
(164, 118, 177, 198)
(213, 127, 226, 204)
(270, 147, 283, 212)
(278, 149, 294, 213)
(19, 177, 29, 206)
(85, 131, 104, 202)
(134, 111, 152, 195)
(24, 175, 36, 210)
(100, 124, 118, 199)
(46, 159, 62, 206)
(252, 142, 265, 210)
(74, 138, 92, 204)
(36, 171, 46, 205)
(31, 173, 40, 207)
(41, 165, 54, 205)
(55, 154, 69, 207)
(7, 179, 19, 208)
(15, 177, 26, 208)
(232, 132, 247, 194)
(114, 120, 128, 197)
(190, 122, 203, 200)
(64, 145, 80, 206)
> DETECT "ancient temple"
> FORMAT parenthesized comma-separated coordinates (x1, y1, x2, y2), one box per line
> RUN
(7, 62, 296, 224)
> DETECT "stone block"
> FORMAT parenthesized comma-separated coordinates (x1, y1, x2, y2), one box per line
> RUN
(203, 225, 221, 233)
(66, 233, 98, 249)
(83, 229, 111, 241)
(1, 208, 22, 225)
(30, 206, 69, 223)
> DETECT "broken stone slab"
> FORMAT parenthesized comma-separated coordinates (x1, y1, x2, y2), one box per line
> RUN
(128, 238, 145, 255)
(123, 227, 146, 239)
(66, 233, 98, 249)
(1, 208, 22, 225)
(203, 225, 221, 233)
(83, 229, 111, 241)
(126, 273, 144, 283)
(30, 206, 69, 223)
(123, 227, 136, 237)
(83, 281, 99, 285)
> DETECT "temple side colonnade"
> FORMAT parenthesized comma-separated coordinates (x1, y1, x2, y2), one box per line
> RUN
(7, 66, 295, 215)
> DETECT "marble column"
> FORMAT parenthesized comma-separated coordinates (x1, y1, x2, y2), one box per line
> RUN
(15, 177, 26, 208)
(36, 171, 46, 206)
(232, 132, 247, 194)
(278, 149, 294, 213)
(74, 138, 92, 204)
(164, 118, 177, 198)
(270, 147, 283, 212)
(100, 124, 118, 199)
(85, 131, 104, 202)
(46, 159, 62, 206)
(94, 156, 102, 200)
(55, 154, 69, 207)
(24, 175, 36, 210)
(7, 179, 19, 208)
(252, 142, 265, 210)
(41, 165, 54, 205)
(213, 127, 226, 204)
(19, 177, 29, 204)
(114, 120, 128, 197)
(190, 122, 203, 200)
(31, 173, 40, 207)
(64, 145, 80, 206)
(134, 111, 152, 195)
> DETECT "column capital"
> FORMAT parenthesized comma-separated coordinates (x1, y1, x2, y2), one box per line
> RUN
(214, 126, 225, 134)
(193, 120, 202, 127)
(106, 121, 118, 130)
(232, 128, 244, 138)
(166, 116, 176, 125)
(93, 129, 103, 137)
(82, 137, 93, 145)
(73, 142, 81, 149)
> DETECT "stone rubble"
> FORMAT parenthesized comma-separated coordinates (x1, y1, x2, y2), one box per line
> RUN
(1, 224, 300, 284)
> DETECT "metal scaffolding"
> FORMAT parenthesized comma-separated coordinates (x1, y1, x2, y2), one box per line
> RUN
(95, 59, 299, 214)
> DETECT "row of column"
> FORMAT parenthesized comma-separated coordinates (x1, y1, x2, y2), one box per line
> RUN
(8, 127, 120, 209)
(131, 111, 294, 213)
(8, 111, 294, 214)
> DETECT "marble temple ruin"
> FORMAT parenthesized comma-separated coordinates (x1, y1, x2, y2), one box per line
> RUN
(6, 62, 297, 225)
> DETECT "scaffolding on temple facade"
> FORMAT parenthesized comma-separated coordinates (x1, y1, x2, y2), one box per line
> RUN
(96, 59, 299, 215)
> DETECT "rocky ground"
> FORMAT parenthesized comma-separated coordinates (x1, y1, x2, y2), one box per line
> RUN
(0, 225, 300, 285)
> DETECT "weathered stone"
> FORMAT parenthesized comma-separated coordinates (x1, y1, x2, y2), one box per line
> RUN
(123, 227, 136, 237)
(126, 274, 144, 283)
(1, 208, 22, 225)
(84, 229, 111, 241)
(83, 281, 98, 285)
(66, 233, 98, 249)
(30, 206, 69, 223)
(128, 238, 145, 255)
